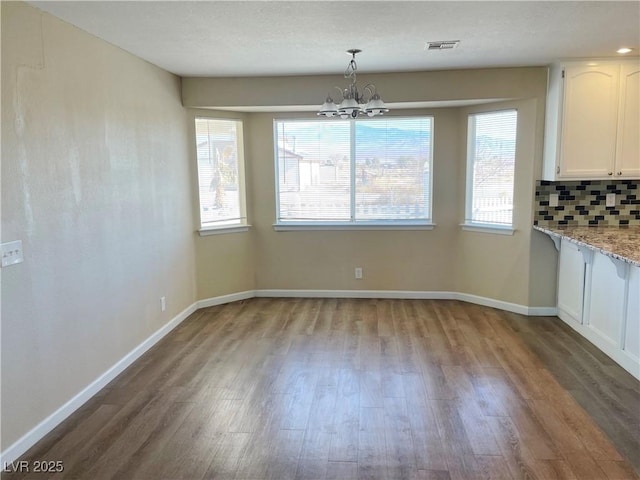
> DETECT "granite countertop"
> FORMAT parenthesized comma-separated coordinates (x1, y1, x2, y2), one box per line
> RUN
(533, 225, 640, 267)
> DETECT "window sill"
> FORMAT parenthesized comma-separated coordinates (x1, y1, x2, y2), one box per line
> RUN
(273, 222, 436, 232)
(460, 223, 514, 235)
(198, 225, 251, 236)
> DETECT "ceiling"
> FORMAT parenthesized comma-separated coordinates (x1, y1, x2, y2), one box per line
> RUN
(30, 1, 640, 78)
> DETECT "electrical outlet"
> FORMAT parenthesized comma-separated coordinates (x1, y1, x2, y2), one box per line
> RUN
(355, 267, 363, 279)
(161, 296, 166, 312)
(549, 193, 559, 207)
(606, 193, 616, 207)
(1, 240, 23, 267)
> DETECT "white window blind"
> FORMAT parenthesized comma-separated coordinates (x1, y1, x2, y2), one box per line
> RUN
(466, 110, 517, 226)
(274, 117, 433, 224)
(195, 118, 246, 229)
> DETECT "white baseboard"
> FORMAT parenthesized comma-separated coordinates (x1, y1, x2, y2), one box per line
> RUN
(454, 292, 558, 316)
(196, 290, 256, 309)
(0, 302, 197, 466)
(256, 289, 457, 300)
(256, 289, 556, 316)
(0, 288, 556, 465)
(527, 306, 559, 316)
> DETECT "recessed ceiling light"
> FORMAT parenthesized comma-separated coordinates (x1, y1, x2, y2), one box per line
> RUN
(617, 47, 633, 54)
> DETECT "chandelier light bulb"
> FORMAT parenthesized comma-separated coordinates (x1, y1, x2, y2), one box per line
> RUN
(318, 95, 339, 117)
(364, 93, 388, 117)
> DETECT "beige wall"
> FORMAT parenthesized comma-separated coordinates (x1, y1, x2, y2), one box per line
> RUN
(455, 99, 544, 306)
(1, 2, 196, 449)
(187, 109, 257, 299)
(249, 110, 460, 292)
(190, 70, 556, 306)
(182, 67, 548, 109)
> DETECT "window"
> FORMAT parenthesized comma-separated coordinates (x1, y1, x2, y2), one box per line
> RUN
(195, 118, 247, 231)
(465, 109, 517, 228)
(274, 117, 433, 227)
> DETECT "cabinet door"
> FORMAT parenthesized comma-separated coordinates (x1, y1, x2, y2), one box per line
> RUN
(615, 63, 640, 178)
(585, 252, 626, 348)
(560, 65, 619, 178)
(557, 239, 586, 324)
(623, 266, 640, 362)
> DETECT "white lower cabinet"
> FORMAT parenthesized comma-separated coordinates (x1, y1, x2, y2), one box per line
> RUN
(557, 239, 586, 325)
(584, 252, 626, 348)
(623, 266, 640, 363)
(556, 241, 639, 379)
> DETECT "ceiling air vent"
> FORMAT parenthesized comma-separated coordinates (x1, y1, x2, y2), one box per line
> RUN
(425, 40, 460, 51)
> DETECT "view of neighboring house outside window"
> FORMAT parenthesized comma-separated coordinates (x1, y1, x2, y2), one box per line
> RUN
(195, 118, 247, 230)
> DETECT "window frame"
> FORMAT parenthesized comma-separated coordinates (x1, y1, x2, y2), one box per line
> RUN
(463, 108, 518, 235)
(273, 116, 435, 231)
(194, 116, 249, 235)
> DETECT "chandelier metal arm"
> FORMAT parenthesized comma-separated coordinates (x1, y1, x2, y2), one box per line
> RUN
(362, 84, 377, 102)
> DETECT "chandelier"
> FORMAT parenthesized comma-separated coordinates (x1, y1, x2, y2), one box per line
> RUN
(318, 49, 389, 119)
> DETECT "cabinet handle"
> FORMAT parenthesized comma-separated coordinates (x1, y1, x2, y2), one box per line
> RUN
(617, 171, 622, 176)
(556, 166, 560, 174)
(608, 172, 613, 175)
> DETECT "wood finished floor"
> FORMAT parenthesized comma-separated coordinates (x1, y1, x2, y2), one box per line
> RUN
(3, 298, 639, 480)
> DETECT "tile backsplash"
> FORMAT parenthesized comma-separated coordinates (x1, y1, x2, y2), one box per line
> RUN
(534, 180, 640, 227)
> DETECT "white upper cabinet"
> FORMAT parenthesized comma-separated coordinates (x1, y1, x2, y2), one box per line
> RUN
(560, 65, 620, 178)
(543, 59, 640, 180)
(616, 63, 640, 178)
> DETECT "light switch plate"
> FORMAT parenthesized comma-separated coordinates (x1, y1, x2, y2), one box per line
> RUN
(549, 193, 559, 207)
(1, 240, 24, 267)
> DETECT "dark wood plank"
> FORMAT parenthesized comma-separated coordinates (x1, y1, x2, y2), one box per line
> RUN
(328, 368, 360, 463)
(204, 431, 251, 479)
(357, 407, 388, 480)
(383, 397, 417, 480)
(325, 461, 358, 480)
(487, 415, 545, 480)
(430, 399, 483, 480)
